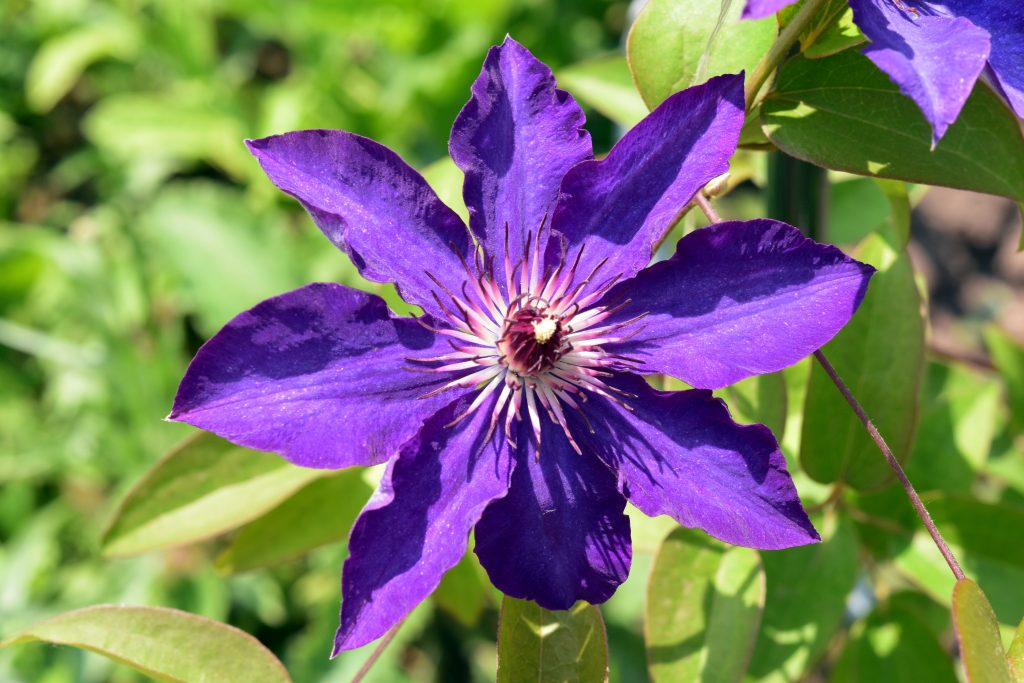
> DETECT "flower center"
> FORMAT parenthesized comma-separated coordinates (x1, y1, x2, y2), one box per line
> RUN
(410, 221, 647, 455)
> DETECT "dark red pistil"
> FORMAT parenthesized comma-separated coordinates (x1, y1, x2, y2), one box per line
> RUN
(499, 306, 563, 376)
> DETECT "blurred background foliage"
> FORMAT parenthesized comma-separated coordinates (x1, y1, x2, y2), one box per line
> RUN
(1, 0, 1023, 681)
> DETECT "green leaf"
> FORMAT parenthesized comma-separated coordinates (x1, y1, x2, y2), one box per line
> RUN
(1008, 619, 1024, 682)
(421, 156, 468, 224)
(762, 51, 1024, 202)
(953, 579, 1014, 683)
(830, 597, 958, 682)
(26, 19, 140, 113)
(433, 550, 489, 627)
(102, 432, 324, 557)
(827, 178, 906, 246)
(497, 598, 608, 683)
(717, 372, 787, 439)
(0, 605, 291, 683)
(746, 514, 858, 682)
(894, 495, 1024, 626)
(215, 470, 370, 574)
(801, 231, 925, 489)
(627, 0, 775, 109)
(985, 326, 1024, 436)
(779, 0, 865, 60)
(558, 55, 649, 129)
(645, 528, 765, 683)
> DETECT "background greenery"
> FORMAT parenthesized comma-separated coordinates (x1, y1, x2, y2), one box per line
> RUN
(1, 0, 1023, 681)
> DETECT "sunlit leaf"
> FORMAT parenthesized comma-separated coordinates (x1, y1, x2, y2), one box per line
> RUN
(801, 230, 925, 489)
(645, 528, 764, 683)
(718, 371, 787, 439)
(985, 326, 1024, 436)
(953, 579, 1014, 683)
(433, 550, 489, 627)
(627, 0, 775, 109)
(762, 51, 1024, 202)
(0, 605, 291, 683)
(558, 56, 649, 128)
(103, 432, 324, 557)
(779, 0, 865, 60)
(215, 470, 370, 574)
(1008, 618, 1024, 682)
(497, 598, 608, 683)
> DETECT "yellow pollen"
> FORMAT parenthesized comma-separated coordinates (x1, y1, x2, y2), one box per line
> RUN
(532, 317, 557, 344)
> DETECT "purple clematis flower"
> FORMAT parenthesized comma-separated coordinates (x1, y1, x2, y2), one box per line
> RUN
(169, 37, 874, 653)
(742, 0, 1024, 144)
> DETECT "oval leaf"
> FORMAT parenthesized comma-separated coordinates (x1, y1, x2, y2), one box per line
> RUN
(801, 231, 925, 490)
(497, 598, 608, 683)
(718, 371, 787, 439)
(746, 514, 858, 683)
(0, 605, 291, 683)
(558, 56, 649, 129)
(645, 528, 765, 683)
(627, 0, 775, 109)
(953, 580, 1014, 683)
(103, 432, 324, 556)
(215, 469, 370, 574)
(762, 51, 1024, 202)
(1008, 618, 1024, 682)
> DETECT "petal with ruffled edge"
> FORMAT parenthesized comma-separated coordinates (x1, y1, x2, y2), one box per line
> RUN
(586, 374, 818, 550)
(474, 419, 631, 610)
(603, 219, 874, 390)
(449, 36, 592, 292)
(170, 284, 454, 469)
(940, 0, 1024, 119)
(741, 0, 796, 20)
(550, 73, 744, 291)
(850, 0, 990, 144)
(333, 393, 514, 652)
(246, 131, 471, 320)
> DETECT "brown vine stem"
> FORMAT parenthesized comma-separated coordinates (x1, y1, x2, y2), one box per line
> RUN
(351, 619, 405, 683)
(813, 350, 966, 581)
(694, 193, 722, 224)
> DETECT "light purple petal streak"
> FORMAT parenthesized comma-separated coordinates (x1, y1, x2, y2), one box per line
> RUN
(587, 374, 819, 550)
(474, 419, 631, 610)
(850, 0, 990, 143)
(334, 393, 514, 652)
(550, 73, 745, 291)
(741, 0, 796, 20)
(604, 219, 874, 390)
(450, 36, 592, 292)
(170, 284, 453, 469)
(246, 130, 471, 320)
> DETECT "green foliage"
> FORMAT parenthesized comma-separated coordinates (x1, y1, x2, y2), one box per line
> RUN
(1, 605, 291, 683)
(645, 528, 765, 683)
(762, 51, 1024, 201)
(953, 580, 1015, 683)
(627, 0, 775, 109)
(497, 598, 608, 683)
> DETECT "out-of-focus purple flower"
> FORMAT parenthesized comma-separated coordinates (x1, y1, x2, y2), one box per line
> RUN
(169, 38, 873, 653)
(742, 0, 1023, 143)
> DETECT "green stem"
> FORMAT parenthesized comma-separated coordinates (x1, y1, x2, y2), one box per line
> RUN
(744, 0, 828, 109)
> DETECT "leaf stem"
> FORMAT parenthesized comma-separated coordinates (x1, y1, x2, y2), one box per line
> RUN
(351, 619, 405, 683)
(694, 194, 722, 224)
(745, 0, 828, 109)
(812, 350, 966, 581)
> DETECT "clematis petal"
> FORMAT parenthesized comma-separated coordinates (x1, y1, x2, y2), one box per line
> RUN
(741, 0, 796, 20)
(170, 283, 454, 469)
(850, 0, 991, 144)
(474, 419, 631, 610)
(334, 393, 514, 652)
(246, 130, 471, 320)
(450, 36, 592, 289)
(604, 219, 874, 390)
(587, 374, 819, 550)
(940, 0, 1024, 119)
(551, 74, 744, 290)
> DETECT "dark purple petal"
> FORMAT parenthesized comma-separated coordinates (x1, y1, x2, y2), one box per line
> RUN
(741, 0, 796, 19)
(246, 130, 471, 320)
(586, 374, 819, 550)
(941, 0, 1024, 119)
(450, 37, 591, 289)
(170, 284, 454, 469)
(604, 219, 874, 390)
(551, 74, 744, 289)
(850, 0, 991, 143)
(334, 394, 514, 652)
(474, 419, 631, 610)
